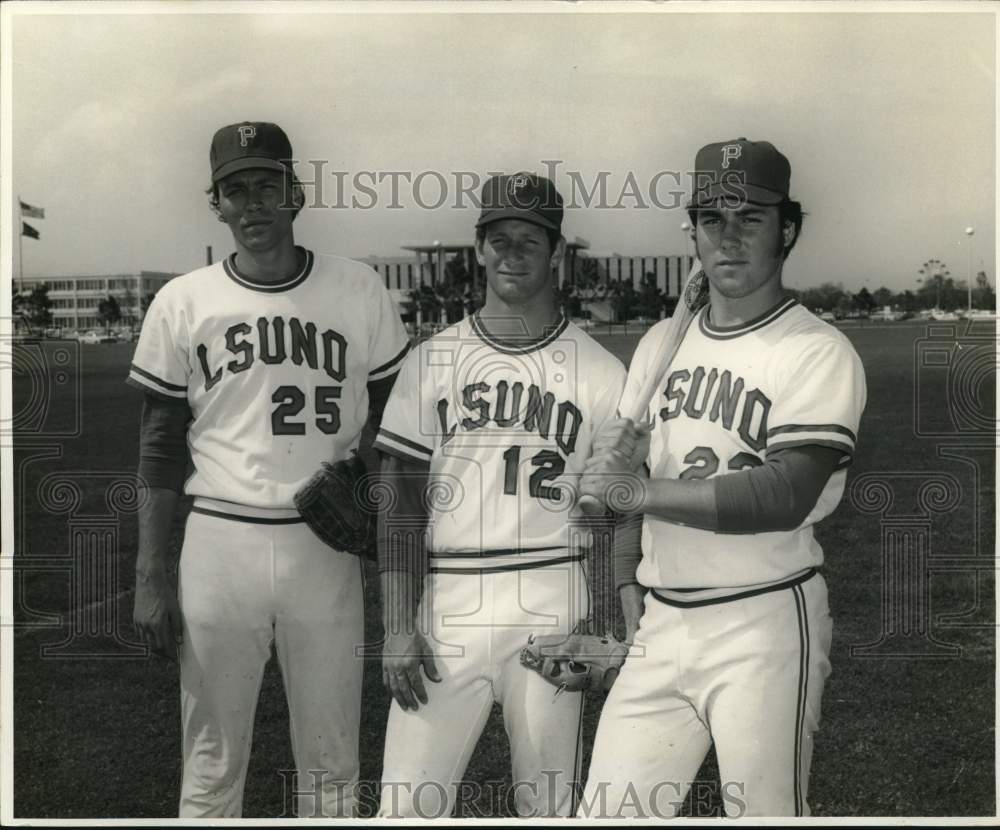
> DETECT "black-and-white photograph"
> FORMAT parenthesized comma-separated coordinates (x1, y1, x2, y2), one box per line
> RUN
(2, 1, 995, 822)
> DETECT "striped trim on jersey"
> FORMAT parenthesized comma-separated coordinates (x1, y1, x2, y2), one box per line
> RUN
(191, 497, 303, 524)
(222, 247, 314, 293)
(767, 423, 856, 466)
(369, 342, 410, 382)
(373, 428, 433, 466)
(570, 697, 585, 815)
(791, 582, 811, 817)
(470, 311, 569, 355)
(429, 547, 584, 574)
(126, 364, 187, 401)
(651, 567, 817, 607)
(698, 296, 799, 340)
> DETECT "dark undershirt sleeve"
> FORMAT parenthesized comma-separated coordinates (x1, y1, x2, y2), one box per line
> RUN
(714, 445, 842, 533)
(376, 453, 430, 576)
(358, 371, 399, 465)
(367, 372, 397, 435)
(612, 512, 644, 589)
(137, 394, 191, 493)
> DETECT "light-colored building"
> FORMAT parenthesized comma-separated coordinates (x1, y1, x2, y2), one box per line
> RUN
(17, 271, 177, 332)
(20, 248, 691, 333)
(361, 254, 421, 292)
(364, 237, 591, 292)
(362, 243, 690, 297)
(583, 254, 696, 296)
(362, 239, 593, 320)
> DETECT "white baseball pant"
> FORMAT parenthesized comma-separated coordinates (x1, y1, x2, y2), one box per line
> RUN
(176, 511, 364, 817)
(379, 559, 590, 818)
(582, 570, 832, 818)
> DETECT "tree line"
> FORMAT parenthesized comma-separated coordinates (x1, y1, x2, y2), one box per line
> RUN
(13, 260, 994, 336)
(13, 284, 154, 336)
(405, 254, 995, 325)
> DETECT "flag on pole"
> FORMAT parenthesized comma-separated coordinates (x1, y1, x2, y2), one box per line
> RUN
(22, 222, 40, 239)
(19, 201, 44, 219)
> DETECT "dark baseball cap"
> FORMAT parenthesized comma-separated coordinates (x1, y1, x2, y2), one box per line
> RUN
(476, 173, 564, 232)
(210, 122, 294, 183)
(689, 138, 791, 207)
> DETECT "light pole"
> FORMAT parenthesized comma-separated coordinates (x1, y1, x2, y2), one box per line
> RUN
(964, 227, 975, 312)
(680, 221, 694, 297)
(680, 221, 692, 263)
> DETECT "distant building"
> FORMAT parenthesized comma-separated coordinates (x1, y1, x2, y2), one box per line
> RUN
(17, 271, 177, 331)
(21, 246, 692, 333)
(362, 239, 593, 320)
(362, 243, 691, 297)
(361, 254, 421, 292)
(583, 254, 696, 296)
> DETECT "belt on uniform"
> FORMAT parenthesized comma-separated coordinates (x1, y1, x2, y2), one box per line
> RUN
(651, 567, 818, 608)
(191, 497, 304, 525)
(429, 546, 586, 574)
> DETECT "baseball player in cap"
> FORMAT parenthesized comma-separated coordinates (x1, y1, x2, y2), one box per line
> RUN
(129, 121, 409, 817)
(578, 139, 867, 817)
(373, 173, 627, 817)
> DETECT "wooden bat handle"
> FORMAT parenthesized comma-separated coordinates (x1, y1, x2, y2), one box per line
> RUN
(576, 262, 706, 518)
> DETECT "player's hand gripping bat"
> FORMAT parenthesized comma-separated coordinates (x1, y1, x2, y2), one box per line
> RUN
(578, 260, 709, 516)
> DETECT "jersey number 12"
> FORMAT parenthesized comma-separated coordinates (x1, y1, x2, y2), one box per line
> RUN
(501, 445, 565, 502)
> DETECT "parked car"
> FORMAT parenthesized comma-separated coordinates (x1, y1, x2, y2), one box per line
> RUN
(77, 330, 119, 344)
(870, 309, 903, 322)
(818, 311, 837, 323)
(929, 309, 959, 322)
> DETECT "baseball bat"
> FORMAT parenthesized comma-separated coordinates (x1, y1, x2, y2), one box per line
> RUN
(579, 259, 708, 515)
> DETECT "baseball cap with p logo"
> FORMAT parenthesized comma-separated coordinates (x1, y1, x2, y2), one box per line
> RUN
(476, 173, 564, 233)
(688, 138, 791, 208)
(210, 121, 294, 183)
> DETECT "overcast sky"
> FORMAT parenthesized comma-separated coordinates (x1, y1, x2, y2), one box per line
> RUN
(7, 3, 996, 294)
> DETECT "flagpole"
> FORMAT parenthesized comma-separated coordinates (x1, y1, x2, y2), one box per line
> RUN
(17, 194, 23, 294)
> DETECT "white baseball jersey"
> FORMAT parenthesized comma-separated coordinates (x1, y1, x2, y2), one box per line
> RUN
(374, 312, 626, 570)
(622, 297, 866, 590)
(127, 248, 409, 514)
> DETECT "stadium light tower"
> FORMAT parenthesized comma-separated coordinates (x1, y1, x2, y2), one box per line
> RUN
(680, 221, 693, 268)
(964, 227, 975, 312)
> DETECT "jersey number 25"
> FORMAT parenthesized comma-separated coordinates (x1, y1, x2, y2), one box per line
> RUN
(271, 385, 341, 435)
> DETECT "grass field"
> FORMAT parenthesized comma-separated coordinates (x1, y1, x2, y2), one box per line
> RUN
(10, 319, 996, 818)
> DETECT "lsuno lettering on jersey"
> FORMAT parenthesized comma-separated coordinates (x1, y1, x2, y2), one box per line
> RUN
(197, 316, 348, 391)
(437, 380, 582, 456)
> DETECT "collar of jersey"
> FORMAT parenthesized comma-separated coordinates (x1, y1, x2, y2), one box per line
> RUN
(470, 310, 569, 355)
(223, 247, 313, 293)
(699, 295, 798, 340)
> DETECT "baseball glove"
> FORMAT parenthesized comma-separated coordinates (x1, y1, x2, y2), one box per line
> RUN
(519, 632, 628, 694)
(294, 454, 376, 558)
